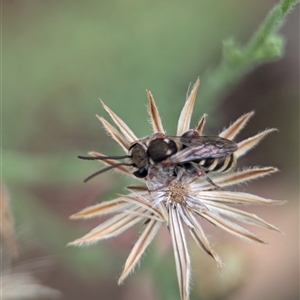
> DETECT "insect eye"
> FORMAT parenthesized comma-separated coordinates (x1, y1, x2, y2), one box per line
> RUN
(133, 167, 148, 178)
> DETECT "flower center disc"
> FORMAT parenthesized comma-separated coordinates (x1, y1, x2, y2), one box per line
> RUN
(167, 181, 188, 205)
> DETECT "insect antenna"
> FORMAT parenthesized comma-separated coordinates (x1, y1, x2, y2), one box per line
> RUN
(78, 154, 130, 160)
(82, 163, 134, 182)
(78, 154, 133, 182)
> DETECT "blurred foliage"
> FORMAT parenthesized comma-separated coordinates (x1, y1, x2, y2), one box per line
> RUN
(2, 0, 299, 299)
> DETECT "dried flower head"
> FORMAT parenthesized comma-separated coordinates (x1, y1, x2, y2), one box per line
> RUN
(70, 78, 284, 300)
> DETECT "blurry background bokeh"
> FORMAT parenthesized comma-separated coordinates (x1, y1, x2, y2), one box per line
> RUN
(2, 1, 299, 300)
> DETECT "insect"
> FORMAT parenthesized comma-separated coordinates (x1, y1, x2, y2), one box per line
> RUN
(78, 129, 238, 187)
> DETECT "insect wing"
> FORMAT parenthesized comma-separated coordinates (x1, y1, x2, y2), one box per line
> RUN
(168, 136, 237, 164)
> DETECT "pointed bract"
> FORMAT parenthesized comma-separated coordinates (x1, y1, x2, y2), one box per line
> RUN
(199, 210, 266, 243)
(96, 115, 130, 151)
(185, 209, 223, 268)
(147, 90, 165, 134)
(169, 206, 190, 300)
(177, 78, 200, 135)
(118, 219, 162, 284)
(219, 111, 254, 140)
(70, 198, 130, 219)
(212, 167, 278, 188)
(195, 113, 207, 134)
(69, 210, 144, 246)
(101, 100, 138, 142)
(237, 128, 277, 158)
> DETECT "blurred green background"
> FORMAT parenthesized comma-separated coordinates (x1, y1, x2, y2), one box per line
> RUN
(2, 1, 299, 300)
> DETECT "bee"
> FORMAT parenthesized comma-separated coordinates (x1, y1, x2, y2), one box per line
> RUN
(78, 130, 238, 187)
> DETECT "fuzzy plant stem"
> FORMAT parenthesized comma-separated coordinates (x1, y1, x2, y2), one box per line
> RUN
(200, 0, 299, 108)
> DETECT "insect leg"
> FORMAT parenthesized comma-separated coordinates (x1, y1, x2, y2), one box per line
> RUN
(183, 162, 220, 189)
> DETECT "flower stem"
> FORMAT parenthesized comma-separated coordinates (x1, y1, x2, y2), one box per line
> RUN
(200, 0, 299, 109)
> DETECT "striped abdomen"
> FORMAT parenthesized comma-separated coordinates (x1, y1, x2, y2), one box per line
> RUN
(199, 154, 236, 173)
